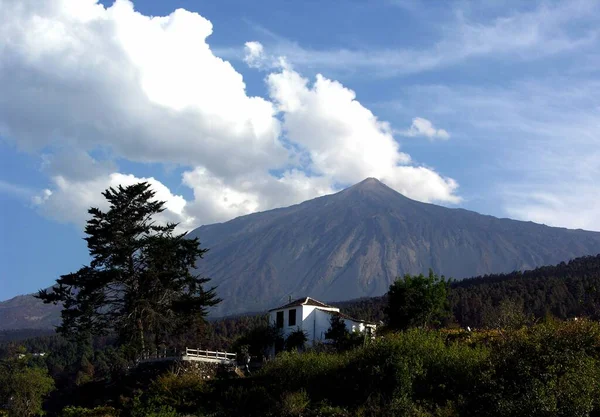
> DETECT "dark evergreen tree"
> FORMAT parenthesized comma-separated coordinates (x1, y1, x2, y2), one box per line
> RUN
(325, 314, 349, 346)
(36, 183, 220, 355)
(324, 314, 363, 351)
(232, 322, 280, 360)
(385, 270, 451, 330)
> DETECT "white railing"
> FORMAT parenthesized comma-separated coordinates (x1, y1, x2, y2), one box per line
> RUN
(138, 347, 237, 363)
(184, 347, 237, 361)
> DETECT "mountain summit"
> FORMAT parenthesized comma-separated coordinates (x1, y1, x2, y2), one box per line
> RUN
(336, 177, 407, 201)
(189, 178, 600, 316)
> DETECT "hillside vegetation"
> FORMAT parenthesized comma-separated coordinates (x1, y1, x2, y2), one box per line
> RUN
(4, 256, 600, 416)
(5, 321, 600, 417)
(180, 321, 600, 417)
(337, 254, 600, 328)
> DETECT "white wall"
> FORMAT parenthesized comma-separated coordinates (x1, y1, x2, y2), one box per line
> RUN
(343, 319, 366, 333)
(302, 305, 316, 321)
(297, 307, 330, 344)
(269, 307, 303, 339)
(315, 308, 335, 342)
(269, 305, 341, 345)
(269, 305, 374, 348)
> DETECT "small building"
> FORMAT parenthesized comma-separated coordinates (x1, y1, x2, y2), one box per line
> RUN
(268, 296, 376, 347)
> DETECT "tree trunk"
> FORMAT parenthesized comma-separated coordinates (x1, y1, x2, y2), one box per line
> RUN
(138, 319, 145, 355)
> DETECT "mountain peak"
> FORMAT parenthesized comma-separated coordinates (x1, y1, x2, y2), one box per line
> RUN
(356, 177, 383, 187)
(346, 177, 389, 193)
(343, 177, 405, 200)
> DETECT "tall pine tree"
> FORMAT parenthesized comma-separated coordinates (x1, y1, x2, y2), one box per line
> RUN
(37, 183, 220, 355)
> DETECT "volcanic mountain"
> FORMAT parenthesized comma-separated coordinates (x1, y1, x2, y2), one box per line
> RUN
(3, 177, 600, 327)
(189, 178, 600, 316)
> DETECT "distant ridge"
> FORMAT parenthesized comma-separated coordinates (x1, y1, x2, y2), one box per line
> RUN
(0, 292, 61, 330)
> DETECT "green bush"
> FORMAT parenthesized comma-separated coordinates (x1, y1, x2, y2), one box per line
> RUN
(285, 329, 309, 352)
(131, 404, 178, 417)
(306, 403, 350, 417)
(485, 320, 600, 417)
(336, 329, 488, 414)
(232, 324, 281, 360)
(255, 329, 489, 416)
(130, 392, 180, 417)
(280, 390, 310, 416)
(146, 372, 208, 410)
(1, 365, 55, 417)
(60, 406, 119, 417)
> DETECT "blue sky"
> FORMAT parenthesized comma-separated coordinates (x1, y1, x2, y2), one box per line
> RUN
(1, 0, 600, 300)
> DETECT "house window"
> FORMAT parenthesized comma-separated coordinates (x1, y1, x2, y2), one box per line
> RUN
(276, 311, 284, 328)
(288, 309, 297, 326)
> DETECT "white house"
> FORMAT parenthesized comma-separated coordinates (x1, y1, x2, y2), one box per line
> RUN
(268, 296, 376, 348)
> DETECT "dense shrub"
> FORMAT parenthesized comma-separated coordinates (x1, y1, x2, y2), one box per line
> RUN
(0, 364, 55, 417)
(284, 330, 309, 352)
(147, 372, 208, 409)
(280, 390, 310, 416)
(251, 329, 489, 416)
(224, 323, 600, 416)
(129, 371, 210, 416)
(60, 406, 119, 417)
(484, 319, 600, 417)
(8, 320, 600, 416)
(335, 330, 489, 415)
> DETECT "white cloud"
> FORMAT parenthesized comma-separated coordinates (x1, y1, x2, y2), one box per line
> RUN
(0, 0, 285, 176)
(243, 40, 289, 71)
(243, 41, 266, 69)
(268, 70, 407, 182)
(383, 167, 460, 204)
(182, 168, 336, 223)
(1, 0, 461, 228)
(266, 68, 459, 201)
(31, 189, 52, 206)
(182, 168, 261, 223)
(402, 117, 450, 140)
(34, 173, 197, 231)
